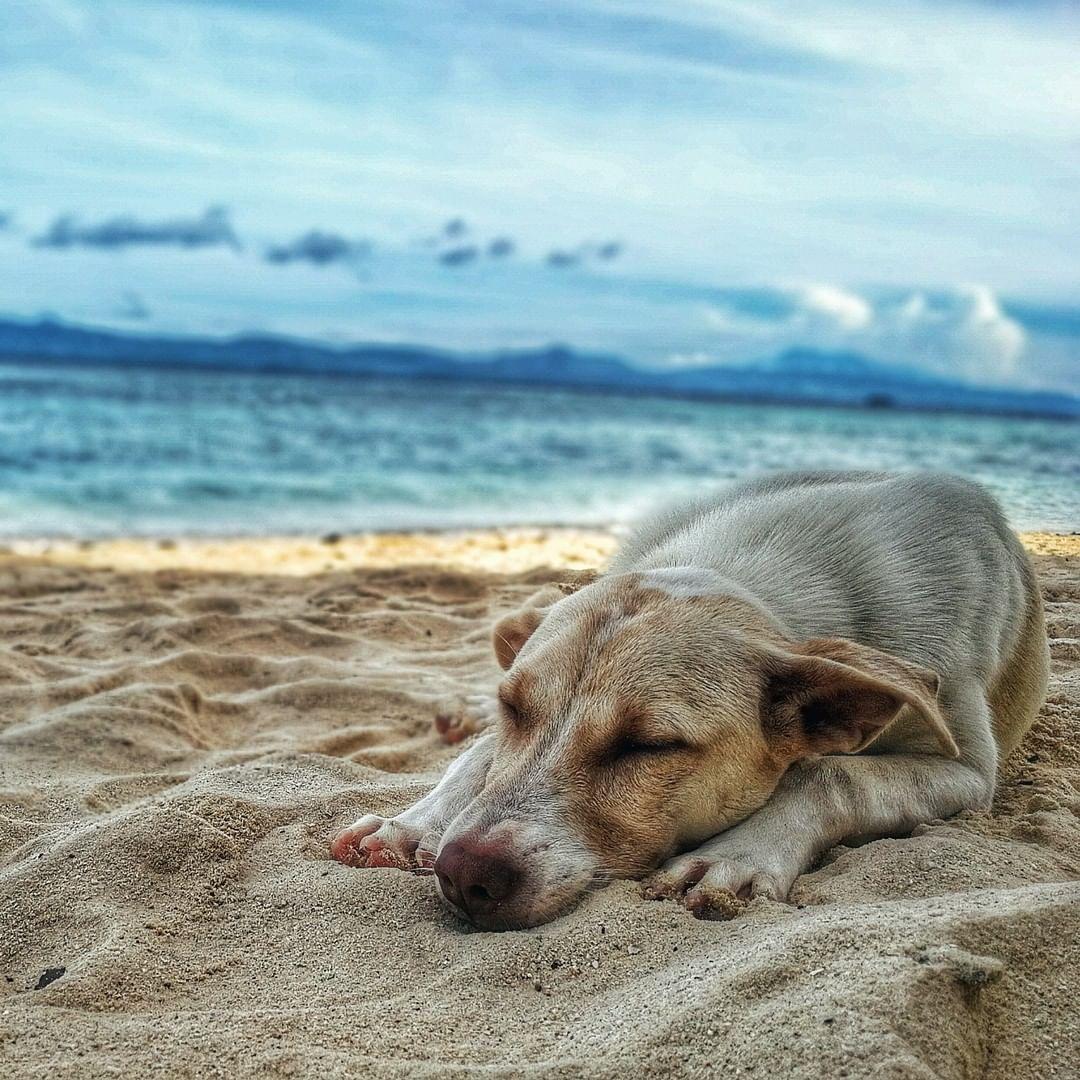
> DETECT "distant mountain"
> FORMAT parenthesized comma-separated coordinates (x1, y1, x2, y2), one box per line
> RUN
(0, 316, 1075, 419)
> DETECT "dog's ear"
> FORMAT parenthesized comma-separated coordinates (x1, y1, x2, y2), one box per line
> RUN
(761, 638, 958, 759)
(492, 607, 544, 670)
(553, 569, 599, 594)
(491, 584, 568, 670)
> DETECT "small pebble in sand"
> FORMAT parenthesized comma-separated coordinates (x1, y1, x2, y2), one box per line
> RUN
(35, 967, 65, 989)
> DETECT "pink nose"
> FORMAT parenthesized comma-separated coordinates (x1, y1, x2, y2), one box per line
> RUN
(434, 840, 520, 925)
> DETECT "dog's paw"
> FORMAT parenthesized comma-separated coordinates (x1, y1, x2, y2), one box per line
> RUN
(330, 814, 437, 872)
(433, 694, 498, 745)
(642, 849, 790, 920)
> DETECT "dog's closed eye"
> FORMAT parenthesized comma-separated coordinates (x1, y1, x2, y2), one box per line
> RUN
(607, 735, 688, 762)
(498, 693, 527, 729)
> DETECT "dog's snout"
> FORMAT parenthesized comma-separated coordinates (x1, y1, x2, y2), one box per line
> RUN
(434, 839, 520, 926)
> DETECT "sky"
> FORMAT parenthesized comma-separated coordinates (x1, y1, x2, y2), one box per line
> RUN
(1, 0, 1077, 390)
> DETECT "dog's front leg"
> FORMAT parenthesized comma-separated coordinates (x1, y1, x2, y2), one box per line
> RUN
(332, 732, 496, 871)
(645, 748, 992, 918)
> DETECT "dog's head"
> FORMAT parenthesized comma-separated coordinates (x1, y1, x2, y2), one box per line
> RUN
(434, 569, 954, 930)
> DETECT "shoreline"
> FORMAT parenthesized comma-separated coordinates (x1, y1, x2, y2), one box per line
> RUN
(0, 527, 622, 576)
(0, 527, 1076, 576)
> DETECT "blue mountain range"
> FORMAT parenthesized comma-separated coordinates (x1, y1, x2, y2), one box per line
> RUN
(0, 316, 1075, 419)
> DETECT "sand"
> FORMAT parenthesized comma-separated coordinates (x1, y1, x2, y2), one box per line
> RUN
(1, 531, 1078, 1079)
(0, 528, 620, 577)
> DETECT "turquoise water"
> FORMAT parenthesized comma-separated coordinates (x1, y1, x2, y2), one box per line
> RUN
(0, 362, 1076, 536)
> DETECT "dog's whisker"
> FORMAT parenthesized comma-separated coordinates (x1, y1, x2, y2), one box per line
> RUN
(493, 631, 520, 662)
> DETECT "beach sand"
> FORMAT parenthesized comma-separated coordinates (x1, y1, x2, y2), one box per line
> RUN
(1, 530, 1078, 1078)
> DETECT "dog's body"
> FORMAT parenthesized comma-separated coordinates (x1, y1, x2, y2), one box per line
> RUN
(333, 472, 1047, 929)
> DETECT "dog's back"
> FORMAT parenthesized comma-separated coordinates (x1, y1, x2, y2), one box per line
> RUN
(613, 471, 1047, 759)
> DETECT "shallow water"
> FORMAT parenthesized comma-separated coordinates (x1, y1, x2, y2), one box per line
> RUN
(0, 362, 1076, 536)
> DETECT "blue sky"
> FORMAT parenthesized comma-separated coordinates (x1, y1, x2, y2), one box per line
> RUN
(1, 0, 1077, 390)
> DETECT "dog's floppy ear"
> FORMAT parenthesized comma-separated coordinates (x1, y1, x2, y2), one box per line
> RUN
(761, 638, 958, 760)
(491, 584, 571, 670)
(552, 569, 599, 595)
(492, 607, 544, 670)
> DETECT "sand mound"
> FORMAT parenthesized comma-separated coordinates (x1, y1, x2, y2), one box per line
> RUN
(1, 539, 1078, 1078)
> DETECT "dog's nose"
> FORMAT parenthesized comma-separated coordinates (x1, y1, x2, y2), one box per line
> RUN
(434, 840, 520, 925)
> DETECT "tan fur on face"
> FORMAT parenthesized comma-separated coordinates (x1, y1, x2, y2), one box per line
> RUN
(487, 576, 793, 876)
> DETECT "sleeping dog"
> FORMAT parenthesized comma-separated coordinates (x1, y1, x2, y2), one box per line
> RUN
(332, 471, 1048, 930)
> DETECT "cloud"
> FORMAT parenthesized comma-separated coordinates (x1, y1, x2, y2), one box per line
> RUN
(546, 250, 580, 268)
(431, 223, 516, 263)
(877, 286, 1025, 381)
(698, 282, 1025, 382)
(431, 227, 622, 270)
(439, 245, 480, 267)
(265, 230, 371, 266)
(796, 283, 872, 331)
(547, 242, 624, 268)
(34, 206, 240, 251)
(426, 220, 517, 264)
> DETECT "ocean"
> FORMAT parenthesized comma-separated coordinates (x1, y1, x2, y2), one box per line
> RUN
(0, 362, 1076, 537)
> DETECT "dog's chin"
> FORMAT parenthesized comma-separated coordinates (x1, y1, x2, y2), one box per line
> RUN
(437, 867, 597, 931)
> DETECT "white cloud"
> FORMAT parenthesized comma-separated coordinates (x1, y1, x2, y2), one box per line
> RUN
(878, 285, 1025, 381)
(797, 284, 873, 331)
(698, 282, 1026, 383)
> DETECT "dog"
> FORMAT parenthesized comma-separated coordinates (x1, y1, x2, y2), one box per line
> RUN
(332, 471, 1048, 930)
